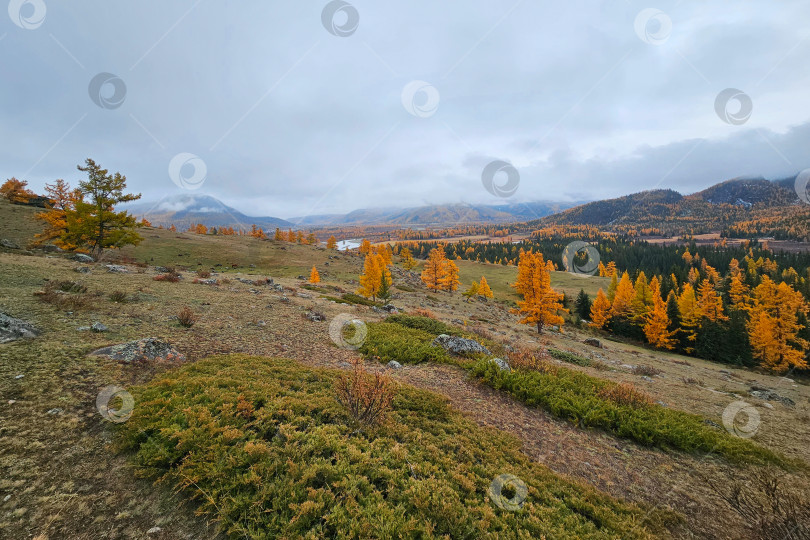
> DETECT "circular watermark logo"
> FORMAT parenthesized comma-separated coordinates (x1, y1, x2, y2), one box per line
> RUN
(562, 241, 601, 276)
(634, 8, 671, 45)
(329, 313, 367, 350)
(321, 0, 359, 37)
(169, 153, 207, 190)
(715, 88, 752, 125)
(8, 0, 46, 30)
(488, 474, 527, 511)
(721, 400, 760, 438)
(794, 169, 810, 205)
(401, 80, 440, 118)
(482, 160, 519, 198)
(88, 73, 127, 110)
(96, 385, 134, 423)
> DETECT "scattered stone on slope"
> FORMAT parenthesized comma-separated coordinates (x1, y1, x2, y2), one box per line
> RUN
(0, 239, 20, 249)
(431, 334, 491, 356)
(387, 360, 402, 369)
(90, 338, 185, 364)
(583, 338, 602, 348)
(489, 358, 511, 371)
(0, 313, 39, 343)
(70, 253, 94, 263)
(105, 264, 128, 273)
(748, 385, 795, 406)
(74, 266, 91, 274)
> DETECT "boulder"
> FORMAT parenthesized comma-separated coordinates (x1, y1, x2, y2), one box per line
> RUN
(387, 360, 402, 369)
(0, 313, 39, 343)
(381, 304, 400, 313)
(431, 334, 491, 356)
(91, 322, 108, 333)
(90, 338, 185, 364)
(105, 264, 128, 273)
(306, 311, 326, 322)
(748, 385, 795, 406)
(41, 245, 63, 253)
(489, 358, 511, 371)
(0, 239, 20, 249)
(74, 266, 92, 274)
(70, 253, 94, 263)
(583, 338, 602, 348)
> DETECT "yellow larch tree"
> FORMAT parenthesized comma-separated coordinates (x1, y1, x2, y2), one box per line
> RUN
(609, 272, 635, 320)
(421, 248, 448, 291)
(358, 253, 388, 301)
(677, 283, 700, 353)
(441, 260, 460, 293)
(359, 239, 371, 256)
(326, 235, 337, 249)
(590, 288, 611, 329)
(696, 279, 726, 322)
(644, 286, 676, 349)
(512, 250, 566, 333)
(399, 247, 417, 271)
(748, 276, 809, 373)
(478, 276, 493, 299)
(309, 266, 320, 284)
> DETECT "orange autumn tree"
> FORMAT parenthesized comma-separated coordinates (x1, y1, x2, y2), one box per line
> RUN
(358, 253, 390, 301)
(309, 266, 320, 284)
(748, 276, 809, 373)
(421, 248, 448, 291)
(326, 235, 337, 249)
(34, 179, 80, 248)
(399, 247, 417, 271)
(512, 250, 566, 333)
(478, 276, 493, 299)
(0, 177, 35, 204)
(359, 239, 372, 256)
(644, 285, 676, 349)
(441, 259, 460, 293)
(677, 283, 700, 353)
(590, 289, 611, 329)
(609, 272, 635, 321)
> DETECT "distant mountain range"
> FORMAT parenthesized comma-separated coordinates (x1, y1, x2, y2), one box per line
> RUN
(532, 175, 810, 238)
(127, 195, 577, 230)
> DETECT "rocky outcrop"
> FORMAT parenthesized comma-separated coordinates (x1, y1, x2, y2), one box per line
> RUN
(0, 313, 38, 343)
(90, 338, 185, 364)
(489, 358, 511, 371)
(70, 253, 94, 263)
(431, 334, 491, 356)
(1, 239, 20, 249)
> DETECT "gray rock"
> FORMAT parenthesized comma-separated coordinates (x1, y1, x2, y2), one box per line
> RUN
(237, 278, 255, 285)
(279, 296, 290, 303)
(91, 338, 185, 364)
(105, 264, 128, 273)
(195, 278, 218, 285)
(91, 322, 108, 333)
(749, 386, 795, 406)
(489, 358, 511, 371)
(0, 313, 39, 343)
(47, 408, 63, 415)
(306, 311, 325, 322)
(273, 284, 284, 292)
(431, 334, 491, 356)
(70, 253, 94, 263)
(655, 401, 668, 407)
(583, 338, 602, 348)
(451, 319, 464, 326)
(74, 266, 91, 274)
(146, 527, 163, 535)
(0, 239, 20, 249)
(381, 304, 400, 313)
(387, 360, 402, 369)
(641, 376, 654, 382)
(14, 374, 24, 379)
(41, 245, 63, 253)
(762, 403, 774, 410)
(296, 292, 313, 299)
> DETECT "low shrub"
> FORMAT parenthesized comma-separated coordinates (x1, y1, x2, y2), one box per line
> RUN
(548, 348, 591, 367)
(413, 308, 436, 319)
(384, 314, 462, 337)
(177, 306, 197, 328)
(116, 355, 655, 539)
(335, 360, 396, 426)
(108, 290, 128, 303)
(34, 281, 90, 310)
(196, 269, 211, 278)
(632, 365, 663, 377)
(469, 359, 786, 466)
(360, 322, 450, 364)
(597, 382, 653, 408)
(394, 284, 415, 292)
(154, 272, 181, 283)
(341, 293, 378, 306)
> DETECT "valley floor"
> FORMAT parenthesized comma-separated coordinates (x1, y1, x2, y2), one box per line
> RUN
(1, 232, 809, 539)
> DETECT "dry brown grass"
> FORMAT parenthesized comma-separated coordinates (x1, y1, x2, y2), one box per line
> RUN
(597, 382, 654, 408)
(177, 306, 198, 327)
(34, 280, 91, 310)
(632, 364, 663, 377)
(195, 269, 211, 278)
(508, 346, 557, 374)
(413, 308, 436, 319)
(335, 359, 396, 427)
(154, 272, 181, 282)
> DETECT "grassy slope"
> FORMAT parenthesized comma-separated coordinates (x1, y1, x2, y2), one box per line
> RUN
(118, 354, 654, 539)
(0, 199, 45, 248)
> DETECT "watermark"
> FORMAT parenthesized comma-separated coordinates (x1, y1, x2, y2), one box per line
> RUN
(8, 0, 46, 30)
(721, 400, 760, 439)
(481, 160, 519, 198)
(96, 385, 134, 423)
(329, 313, 367, 350)
(401, 80, 440, 118)
(794, 168, 810, 205)
(88, 73, 127, 110)
(714, 88, 752, 125)
(488, 473, 527, 511)
(562, 241, 600, 276)
(168, 153, 207, 190)
(321, 0, 359, 37)
(634, 8, 671, 45)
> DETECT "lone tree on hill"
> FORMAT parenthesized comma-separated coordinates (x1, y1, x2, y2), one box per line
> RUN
(309, 266, 320, 284)
(478, 276, 494, 299)
(512, 250, 566, 333)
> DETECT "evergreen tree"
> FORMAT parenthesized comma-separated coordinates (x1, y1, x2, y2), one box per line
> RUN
(574, 289, 592, 320)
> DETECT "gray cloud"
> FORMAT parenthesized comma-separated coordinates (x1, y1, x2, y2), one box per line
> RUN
(1, 0, 809, 219)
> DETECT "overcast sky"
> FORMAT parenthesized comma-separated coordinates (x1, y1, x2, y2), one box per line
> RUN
(2, 0, 809, 219)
